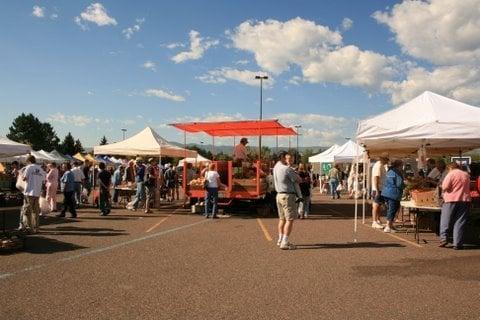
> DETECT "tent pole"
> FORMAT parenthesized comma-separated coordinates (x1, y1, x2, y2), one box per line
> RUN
(362, 151, 366, 224)
(353, 143, 359, 243)
(212, 136, 215, 160)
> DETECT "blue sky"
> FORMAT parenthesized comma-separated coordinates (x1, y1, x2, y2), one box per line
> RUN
(1, 0, 479, 148)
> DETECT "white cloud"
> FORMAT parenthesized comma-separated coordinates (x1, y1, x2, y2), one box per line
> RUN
(229, 17, 396, 91)
(229, 17, 342, 74)
(165, 42, 185, 49)
(75, 3, 117, 30)
(235, 59, 249, 65)
(265, 97, 274, 102)
(175, 113, 245, 123)
(142, 60, 156, 72)
(145, 89, 186, 102)
(373, 0, 480, 66)
(383, 65, 480, 105)
(87, 91, 94, 95)
(122, 18, 145, 39)
(302, 45, 397, 89)
(197, 68, 273, 87)
(50, 13, 58, 20)
(47, 113, 93, 127)
(171, 30, 219, 63)
(341, 18, 353, 31)
(32, 6, 45, 18)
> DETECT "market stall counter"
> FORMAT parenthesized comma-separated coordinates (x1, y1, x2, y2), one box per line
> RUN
(400, 200, 441, 244)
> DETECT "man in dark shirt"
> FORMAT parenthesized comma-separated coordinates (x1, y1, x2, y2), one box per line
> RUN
(144, 158, 158, 213)
(98, 162, 112, 216)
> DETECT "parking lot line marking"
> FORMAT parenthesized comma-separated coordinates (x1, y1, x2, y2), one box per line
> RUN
(146, 214, 172, 233)
(0, 219, 210, 281)
(326, 207, 423, 248)
(256, 218, 273, 242)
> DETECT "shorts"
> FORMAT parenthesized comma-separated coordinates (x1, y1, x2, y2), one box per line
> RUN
(372, 191, 385, 204)
(276, 193, 296, 221)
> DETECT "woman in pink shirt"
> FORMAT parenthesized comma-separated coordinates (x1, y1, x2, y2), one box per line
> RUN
(46, 162, 59, 212)
(439, 162, 471, 250)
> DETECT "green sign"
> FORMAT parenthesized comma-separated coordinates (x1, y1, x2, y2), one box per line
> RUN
(322, 163, 332, 173)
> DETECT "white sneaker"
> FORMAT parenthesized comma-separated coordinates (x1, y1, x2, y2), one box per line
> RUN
(277, 239, 282, 246)
(280, 242, 296, 250)
(383, 227, 396, 233)
(372, 221, 384, 229)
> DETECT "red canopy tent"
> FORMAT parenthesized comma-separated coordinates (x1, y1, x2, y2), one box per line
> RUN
(169, 119, 297, 137)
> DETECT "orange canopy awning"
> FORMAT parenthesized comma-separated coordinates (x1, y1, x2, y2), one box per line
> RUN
(169, 119, 297, 137)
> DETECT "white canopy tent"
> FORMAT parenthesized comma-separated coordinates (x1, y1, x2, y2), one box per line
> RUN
(352, 91, 480, 242)
(0, 136, 31, 158)
(178, 154, 211, 167)
(333, 140, 364, 163)
(0, 150, 53, 163)
(308, 144, 339, 163)
(48, 150, 70, 162)
(357, 91, 480, 156)
(94, 127, 197, 158)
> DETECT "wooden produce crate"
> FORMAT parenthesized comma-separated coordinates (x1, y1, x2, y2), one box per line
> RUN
(411, 189, 437, 206)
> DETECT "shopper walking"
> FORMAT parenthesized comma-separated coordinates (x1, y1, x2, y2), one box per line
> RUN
(19, 155, 46, 233)
(371, 153, 389, 229)
(111, 165, 123, 204)
(57, 163, 76, 218)
(328, 164, 341, 199)
(439, 163, 471, 250)
(164, 164, 176, 202)
(45, 162, 59, 212)
(127, 157, 146, 211)
(273, 151, 300, 250)
(204, 163, 225, 219)
(297, 163, 311, 219)
(381, 160, 405, 233)
(97, 162, 112, 216)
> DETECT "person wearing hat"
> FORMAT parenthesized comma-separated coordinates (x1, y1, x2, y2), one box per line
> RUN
(233, 137, 249, 162)
(127, 157, 146, 211)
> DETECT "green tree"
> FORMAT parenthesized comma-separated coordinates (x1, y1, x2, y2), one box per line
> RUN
(59, 132, 76, 155)
(188, 145, 213, 160)
(7, 113, 60, 151)
(301, 148, 315, 165)
(74, 139, 84, 154)
(100, 135, 108, 145)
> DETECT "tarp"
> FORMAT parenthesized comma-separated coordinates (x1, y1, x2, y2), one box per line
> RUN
(49, 150, 70, 162)
(357, 91, 480, 155)
(94, 127, 197, 158)
(73, 153, 86, 162)
(308, 144, 339, 163)
(0, 150, 54, 163)
(333, 140, 364, 163)
(178, 154, 211, 167)
(170, 119, 297, 137)
(38, 150, 57, 161)
(0, 136, 31, 158)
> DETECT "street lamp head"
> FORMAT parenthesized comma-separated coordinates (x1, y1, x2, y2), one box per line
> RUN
(255, 75, 269, 80)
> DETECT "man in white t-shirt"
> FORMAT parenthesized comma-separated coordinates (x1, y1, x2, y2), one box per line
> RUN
(71, 161, 85, 207)
(371, 153, 389, 229)
(20, 155, 46, 233)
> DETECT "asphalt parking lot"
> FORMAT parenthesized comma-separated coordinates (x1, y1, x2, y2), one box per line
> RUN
(1, 195, 479, 320)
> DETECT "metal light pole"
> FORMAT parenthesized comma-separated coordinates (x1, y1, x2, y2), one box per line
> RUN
(255, 75, 268, 159)
(294, 125, 302, 164)
(121, 128, 127, 140)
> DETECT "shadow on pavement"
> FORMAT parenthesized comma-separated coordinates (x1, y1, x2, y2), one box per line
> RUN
(23, 236, 88, 254)
(39, 226, 128, 237)
(352, 255, 480, 281)
(295, 242, 405, 250)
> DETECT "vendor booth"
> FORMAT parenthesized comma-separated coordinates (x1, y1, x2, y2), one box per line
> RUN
(170, 119, 297, 208)
(178, 154, 211, 167)
(0, 137, 30, 251)
(355, 91, 480, 243)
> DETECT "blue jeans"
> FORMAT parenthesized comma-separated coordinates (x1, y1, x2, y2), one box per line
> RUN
(384, 197, 400, 222)
(131, 182, 145, 209)
(329, 179, 339, 199)
(205, 187, 218, 217)
(440, 202, 469, 247)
